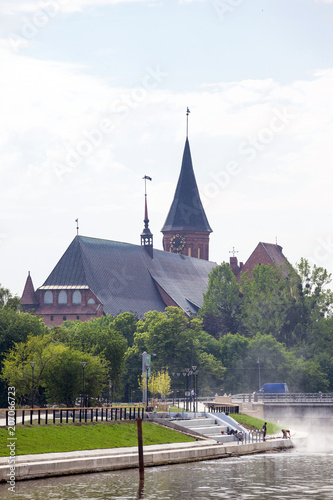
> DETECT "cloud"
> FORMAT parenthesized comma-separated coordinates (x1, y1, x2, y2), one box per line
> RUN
(0, 0, 154, 16)
(1, 36, 333, 294)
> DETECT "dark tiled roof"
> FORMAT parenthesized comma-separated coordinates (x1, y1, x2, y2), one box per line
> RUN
(40, 236, 216, 318)
(161, 139, 212, 233)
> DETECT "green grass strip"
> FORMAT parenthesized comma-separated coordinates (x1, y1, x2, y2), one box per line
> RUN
(0, 421, 195, 457)
(229, 413, 282, 434)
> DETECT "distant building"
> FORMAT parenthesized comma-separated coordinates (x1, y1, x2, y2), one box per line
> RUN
(229, 242, 290, 279)
(21, 132, 216, 326)
(21, 123, 291, 326)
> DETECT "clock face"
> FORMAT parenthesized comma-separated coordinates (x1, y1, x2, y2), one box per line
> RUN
(170, 234, 186, 252)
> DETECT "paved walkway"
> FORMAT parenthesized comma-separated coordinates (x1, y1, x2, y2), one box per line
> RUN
(0, 438, 295, 483)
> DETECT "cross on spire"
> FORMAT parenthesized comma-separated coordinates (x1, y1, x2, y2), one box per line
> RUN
(75, 218, 79, 235)
(229, 246, 238, 258)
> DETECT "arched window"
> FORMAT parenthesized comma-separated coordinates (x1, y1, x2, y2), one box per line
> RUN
(44, 291, 53, 305)
(87, 297, 95, 305)
(63, 316, 67, 321)
(72, 290, 82, 305)
(58, 291, 67, 305)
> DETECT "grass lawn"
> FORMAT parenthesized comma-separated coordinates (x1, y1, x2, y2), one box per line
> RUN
(229, 413, 282, 434)
(0, 421, 195, 457)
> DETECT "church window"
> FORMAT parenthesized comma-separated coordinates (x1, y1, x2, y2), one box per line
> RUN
(76, 316, 80, 320)
(72, 290, 82, 305)
(87, 297, 95, 305)
(58, 291, 67, 305)
(63, 316, 67, 321)
(44, 291, 53, 304)
(50, 315, 54, 321)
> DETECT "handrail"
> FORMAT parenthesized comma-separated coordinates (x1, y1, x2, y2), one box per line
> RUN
(232, 393, 333, 403)
(1, 406, 145, 427)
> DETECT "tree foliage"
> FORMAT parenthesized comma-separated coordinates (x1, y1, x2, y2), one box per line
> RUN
(200, 259, 333, 392)
(1, 334, 108, 406)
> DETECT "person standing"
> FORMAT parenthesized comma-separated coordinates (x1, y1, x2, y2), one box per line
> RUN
(263, 422, 267, 441)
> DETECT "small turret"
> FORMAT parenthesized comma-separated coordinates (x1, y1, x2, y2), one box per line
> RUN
(141, 175, 153, 258)
(21, 272, 38, 311)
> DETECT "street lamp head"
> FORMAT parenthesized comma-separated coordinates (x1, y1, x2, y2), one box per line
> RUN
(30, 362, 35, 368)
(81, 362, 87, 368)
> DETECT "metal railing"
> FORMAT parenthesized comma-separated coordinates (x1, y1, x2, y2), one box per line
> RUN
(2, 406, 145, 427)
(232, 393, 333, 404)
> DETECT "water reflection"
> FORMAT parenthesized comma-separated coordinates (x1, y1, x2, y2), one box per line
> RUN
(1, 451, 333, 500)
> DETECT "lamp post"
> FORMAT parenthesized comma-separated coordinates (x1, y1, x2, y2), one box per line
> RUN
(141, 352, 155, 407)
(191, 365, 197, 412)
(30, 362, 35, 409)
(257, 357, 261, 391)
(81, 362, 87, 407)
(192, 368, 199, 412)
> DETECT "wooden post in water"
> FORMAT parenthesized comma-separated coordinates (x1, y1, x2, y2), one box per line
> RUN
(137, 418, 144, 480)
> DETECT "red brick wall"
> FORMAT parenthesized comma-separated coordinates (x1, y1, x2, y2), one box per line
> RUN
(238, 243, 275, 279)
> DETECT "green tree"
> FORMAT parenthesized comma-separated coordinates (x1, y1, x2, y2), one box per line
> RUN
(42, 346, 108, 406)
(200, 263, 242, 337)
(0, 284, 21, 312)
(239, 264, 298, 346)
(52, 315, 128, 400)
(1, 334, 108, 406)
(0, 309, 49, 406)
(125, 307, 225, 400)
(293, 258, 333, 343)
(244, 333, 296, 392)
(219, 333, 250, 394)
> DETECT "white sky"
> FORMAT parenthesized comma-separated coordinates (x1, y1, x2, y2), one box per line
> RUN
(1, 0, 333, 296)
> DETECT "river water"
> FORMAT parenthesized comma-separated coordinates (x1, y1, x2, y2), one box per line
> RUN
(1, 448, 333, 500)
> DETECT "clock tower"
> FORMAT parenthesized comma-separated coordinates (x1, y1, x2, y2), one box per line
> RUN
(161, 119, 212, 260)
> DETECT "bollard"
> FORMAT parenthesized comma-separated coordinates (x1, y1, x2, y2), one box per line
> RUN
(137, 418, 144, 481)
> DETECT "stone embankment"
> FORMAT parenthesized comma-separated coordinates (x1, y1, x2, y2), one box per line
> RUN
(0, 438, 295, 483)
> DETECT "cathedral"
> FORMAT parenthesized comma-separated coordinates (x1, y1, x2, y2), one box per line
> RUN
(21, 124, 289, 326)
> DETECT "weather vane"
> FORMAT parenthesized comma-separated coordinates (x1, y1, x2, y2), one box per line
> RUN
(75, 218, 79, 235)
(142, 175, 152, 196)
(186, 107, 190, 138)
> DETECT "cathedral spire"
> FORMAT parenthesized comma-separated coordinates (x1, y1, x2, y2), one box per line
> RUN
(141, 175, 153, 257)
(161, 112, 212, 260)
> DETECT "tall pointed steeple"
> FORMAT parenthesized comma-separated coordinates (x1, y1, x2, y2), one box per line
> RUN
(161, 112, 212, 260)
(141, 175, 153, 258)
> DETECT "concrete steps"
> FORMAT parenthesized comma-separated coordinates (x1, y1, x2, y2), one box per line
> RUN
(174, 417, 238, 443)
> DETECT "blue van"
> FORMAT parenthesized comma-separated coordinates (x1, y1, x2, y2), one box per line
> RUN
(258, 383, 289, 394)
